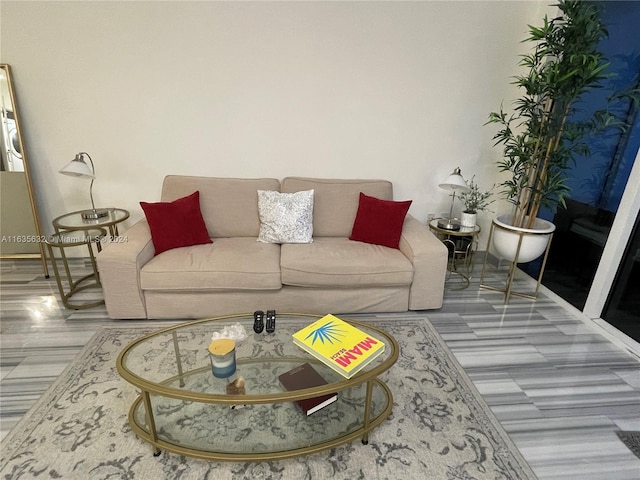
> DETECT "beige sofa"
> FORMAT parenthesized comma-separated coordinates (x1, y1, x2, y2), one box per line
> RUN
(97, 176, 448, 319)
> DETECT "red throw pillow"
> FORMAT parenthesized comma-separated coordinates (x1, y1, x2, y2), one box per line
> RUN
(349, 192, 412, 249)
(140, 191, 212, 255)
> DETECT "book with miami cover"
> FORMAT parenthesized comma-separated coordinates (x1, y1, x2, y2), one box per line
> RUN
(292, 314, 385, 379)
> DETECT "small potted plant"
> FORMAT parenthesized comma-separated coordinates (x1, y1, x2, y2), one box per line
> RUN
(459, 177, 494, 227)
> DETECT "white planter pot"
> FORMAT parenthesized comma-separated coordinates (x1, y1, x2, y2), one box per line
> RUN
(491, 214, 556, 263)
(461, 212, 477, 228)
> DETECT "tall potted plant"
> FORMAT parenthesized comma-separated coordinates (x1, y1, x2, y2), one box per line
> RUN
(487, 0, 613, 263)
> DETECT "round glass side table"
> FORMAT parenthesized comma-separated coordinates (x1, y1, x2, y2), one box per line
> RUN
(48, 208, 128, 309)
(53, 208, 129, 238)
(429, 219, 481, 289)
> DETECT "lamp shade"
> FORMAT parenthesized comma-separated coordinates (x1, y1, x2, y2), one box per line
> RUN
(59, 154, 94, 178)
(439, 167, 469, 192)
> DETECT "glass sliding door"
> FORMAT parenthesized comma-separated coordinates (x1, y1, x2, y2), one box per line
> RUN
(531, 2, 640, 343)
(601, 212, 640, 342)
(497, 2, 639, 345)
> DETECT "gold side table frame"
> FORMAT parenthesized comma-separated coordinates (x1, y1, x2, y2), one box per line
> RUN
(47, 208, 129, 309)
(45, 228, 107, 309)
(479, 218, 554, 303)
(429, 219, 481, 290)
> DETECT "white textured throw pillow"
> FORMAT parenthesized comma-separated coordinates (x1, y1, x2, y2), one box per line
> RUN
(257, 189, 314, 244)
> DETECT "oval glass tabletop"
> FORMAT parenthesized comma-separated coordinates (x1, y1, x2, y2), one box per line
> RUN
(116, 313, 399, 460)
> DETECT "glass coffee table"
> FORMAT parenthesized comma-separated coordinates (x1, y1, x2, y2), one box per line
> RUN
(116, 313, 399, 461)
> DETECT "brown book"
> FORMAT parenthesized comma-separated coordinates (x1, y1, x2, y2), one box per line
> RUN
(278, 363, 337, 416)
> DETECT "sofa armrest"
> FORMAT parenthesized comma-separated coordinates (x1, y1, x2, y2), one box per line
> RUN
(399, 215, 448, 310)
(96, 219, 155, 319)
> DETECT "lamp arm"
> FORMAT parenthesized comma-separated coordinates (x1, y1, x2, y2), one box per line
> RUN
(448, 191, 457, 220)
(79, 152, 97, 212)
(88, 178, 97, 211)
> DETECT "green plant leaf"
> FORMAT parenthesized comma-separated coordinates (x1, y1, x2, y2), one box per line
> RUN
(486, 0, 618, 223)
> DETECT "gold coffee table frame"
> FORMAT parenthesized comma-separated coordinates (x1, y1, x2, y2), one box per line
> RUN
(116, 313, 399, 461)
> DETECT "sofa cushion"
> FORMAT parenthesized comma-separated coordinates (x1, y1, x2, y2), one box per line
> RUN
(281, 237, 413, 287)
(161, 176, 281, 238)
(257, 189, 314, 244)
(140, 191, 212, 255)
(350, 192, 412, 249)
(140, 238, 282, 291)
(281, 177, 393, 237)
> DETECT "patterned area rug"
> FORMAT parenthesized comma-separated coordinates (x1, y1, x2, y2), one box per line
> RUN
(0, 318, 538, 480)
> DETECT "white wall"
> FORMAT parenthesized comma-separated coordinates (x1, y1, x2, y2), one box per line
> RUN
(1, 0, 550, 246)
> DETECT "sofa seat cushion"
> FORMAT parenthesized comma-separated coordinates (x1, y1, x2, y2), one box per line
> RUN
(140, 238, 281, 291)
(281, 237, 413, 287)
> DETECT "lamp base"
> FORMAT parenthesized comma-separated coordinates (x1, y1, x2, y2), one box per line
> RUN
(437, 218, 461, 231)
(81, 209, 109, 220)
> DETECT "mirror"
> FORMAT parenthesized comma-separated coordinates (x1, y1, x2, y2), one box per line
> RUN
(0, 64, 48, 276)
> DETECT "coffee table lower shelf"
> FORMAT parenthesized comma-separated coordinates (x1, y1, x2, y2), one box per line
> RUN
(128, 376, 393, 461)
(117, 314, 399, 462)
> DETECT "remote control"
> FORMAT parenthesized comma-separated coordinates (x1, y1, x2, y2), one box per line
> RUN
(253, 310, 264, 333)
(266, 310, 276, 333)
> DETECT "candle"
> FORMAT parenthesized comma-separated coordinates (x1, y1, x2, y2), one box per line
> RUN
(208, 338, 236, 379)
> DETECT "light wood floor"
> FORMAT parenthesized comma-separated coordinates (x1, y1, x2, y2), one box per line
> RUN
(1, 258, 639, 479)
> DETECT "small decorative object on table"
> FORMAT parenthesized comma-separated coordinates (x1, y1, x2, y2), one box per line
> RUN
(211, 323, 248, 343)
(459, 176, 494, 228)
(226, 377, 247, 410)
(208, 323, 247, 379)
(226, 377, 246, 395)
(208, 338, 237, 379)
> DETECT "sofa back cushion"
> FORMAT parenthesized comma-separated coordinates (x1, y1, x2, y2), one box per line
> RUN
(281, 177, 393, 237)
(161, 176, 281, 238)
